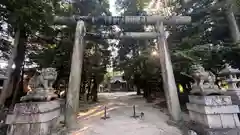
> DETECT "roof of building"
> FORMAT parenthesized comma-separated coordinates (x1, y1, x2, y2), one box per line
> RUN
(0, 74, 7, 79)
(110, 75, 126, 83)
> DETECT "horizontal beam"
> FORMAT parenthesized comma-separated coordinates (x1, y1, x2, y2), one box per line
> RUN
(54, 15, 191, 26)
(87, 32, 160, 39)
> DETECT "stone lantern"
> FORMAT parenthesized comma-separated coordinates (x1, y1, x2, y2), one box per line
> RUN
(219, 63, 240, 105)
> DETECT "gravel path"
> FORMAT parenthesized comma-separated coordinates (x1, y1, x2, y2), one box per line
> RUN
(69, 92, 184, 135)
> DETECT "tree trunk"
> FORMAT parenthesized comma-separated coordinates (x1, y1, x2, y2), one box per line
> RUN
(10, 31, 26, 107)
(226, 4, 240, 43)
(10, 70, 22, 110)
(81, 75, 86, 94)
(147, 88, 153, 103)
(92, 78, 98, 102)
(80, 77, 86, 95)
(87, 79, 92, 101)
(136, 87, 141, 95)
(144, 81, 153, 102)
(143, 90, 147, 98)
(80, 80, 86, 101)
(0, 29, 20, 108)
(143, 81, 148, 98)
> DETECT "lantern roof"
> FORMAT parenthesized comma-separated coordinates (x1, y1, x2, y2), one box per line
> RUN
(219, 64, 240, 75)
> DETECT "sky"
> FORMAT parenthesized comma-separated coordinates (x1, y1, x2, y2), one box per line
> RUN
(107, 0, 120, 72)
(109, 0, 118, 16)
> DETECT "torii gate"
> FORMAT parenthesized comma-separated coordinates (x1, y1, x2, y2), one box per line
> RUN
(54, 15, 191, 129)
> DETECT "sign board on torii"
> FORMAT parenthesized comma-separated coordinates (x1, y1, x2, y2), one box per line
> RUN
(54, 15, 191, 129)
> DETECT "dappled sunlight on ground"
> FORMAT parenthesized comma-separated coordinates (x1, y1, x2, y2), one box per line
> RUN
(77, 105, 102, 118)
(52, 92, 183, 135)
(70, 92, 183, 135)
(83, 106, 118, 120)
(51, 92, 188, 135)
(77, 101, 120, 120)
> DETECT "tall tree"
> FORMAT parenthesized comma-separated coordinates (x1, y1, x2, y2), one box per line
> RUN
(29, 0, 111, 104)
(0, 0, 58, 107)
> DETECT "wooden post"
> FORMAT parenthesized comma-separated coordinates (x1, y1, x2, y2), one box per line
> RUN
(156, 21, 181, 121)
(133, 105, 136, 117)
(65, 20, 86, 130)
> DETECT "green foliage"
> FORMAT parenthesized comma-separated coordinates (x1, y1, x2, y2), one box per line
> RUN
(0, 0, 58, 34)
(2, 0, 240, 102)
(168, 0, 238, 74)
(115, 0, 151, 11)
(0, 0, 60, 60)
(0, 0, 111, 102)
(114, 0, 240, 99)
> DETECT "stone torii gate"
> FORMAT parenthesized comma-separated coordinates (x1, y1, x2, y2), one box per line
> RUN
(54, 15, 191, 130)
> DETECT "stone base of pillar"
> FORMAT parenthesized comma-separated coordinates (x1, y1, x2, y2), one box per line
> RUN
(6, 100, 61, 135)
(187, 95, 240, 135)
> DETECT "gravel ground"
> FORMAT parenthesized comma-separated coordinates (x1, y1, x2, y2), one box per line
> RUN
(56, 92, 186, 135)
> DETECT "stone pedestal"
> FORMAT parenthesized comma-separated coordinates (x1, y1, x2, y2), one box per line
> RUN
(6, 100, 61, 135)
(21, 88, 58, 102)
(187, 95, 240, 135)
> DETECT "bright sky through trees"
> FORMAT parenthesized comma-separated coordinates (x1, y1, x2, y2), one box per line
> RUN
(109, 0, 119, 16)
(107, 0, 119, 73)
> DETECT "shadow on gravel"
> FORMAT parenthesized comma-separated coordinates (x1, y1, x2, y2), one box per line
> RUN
(153, 98, 190, 135)
(165, 118, 190, 135)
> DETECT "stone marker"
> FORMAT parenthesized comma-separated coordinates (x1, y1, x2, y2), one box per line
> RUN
(187, 96, 240, 128)
(187, 95, 240, 135)
(187, 64, 240, 135)
(6, 68, 61, 135)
